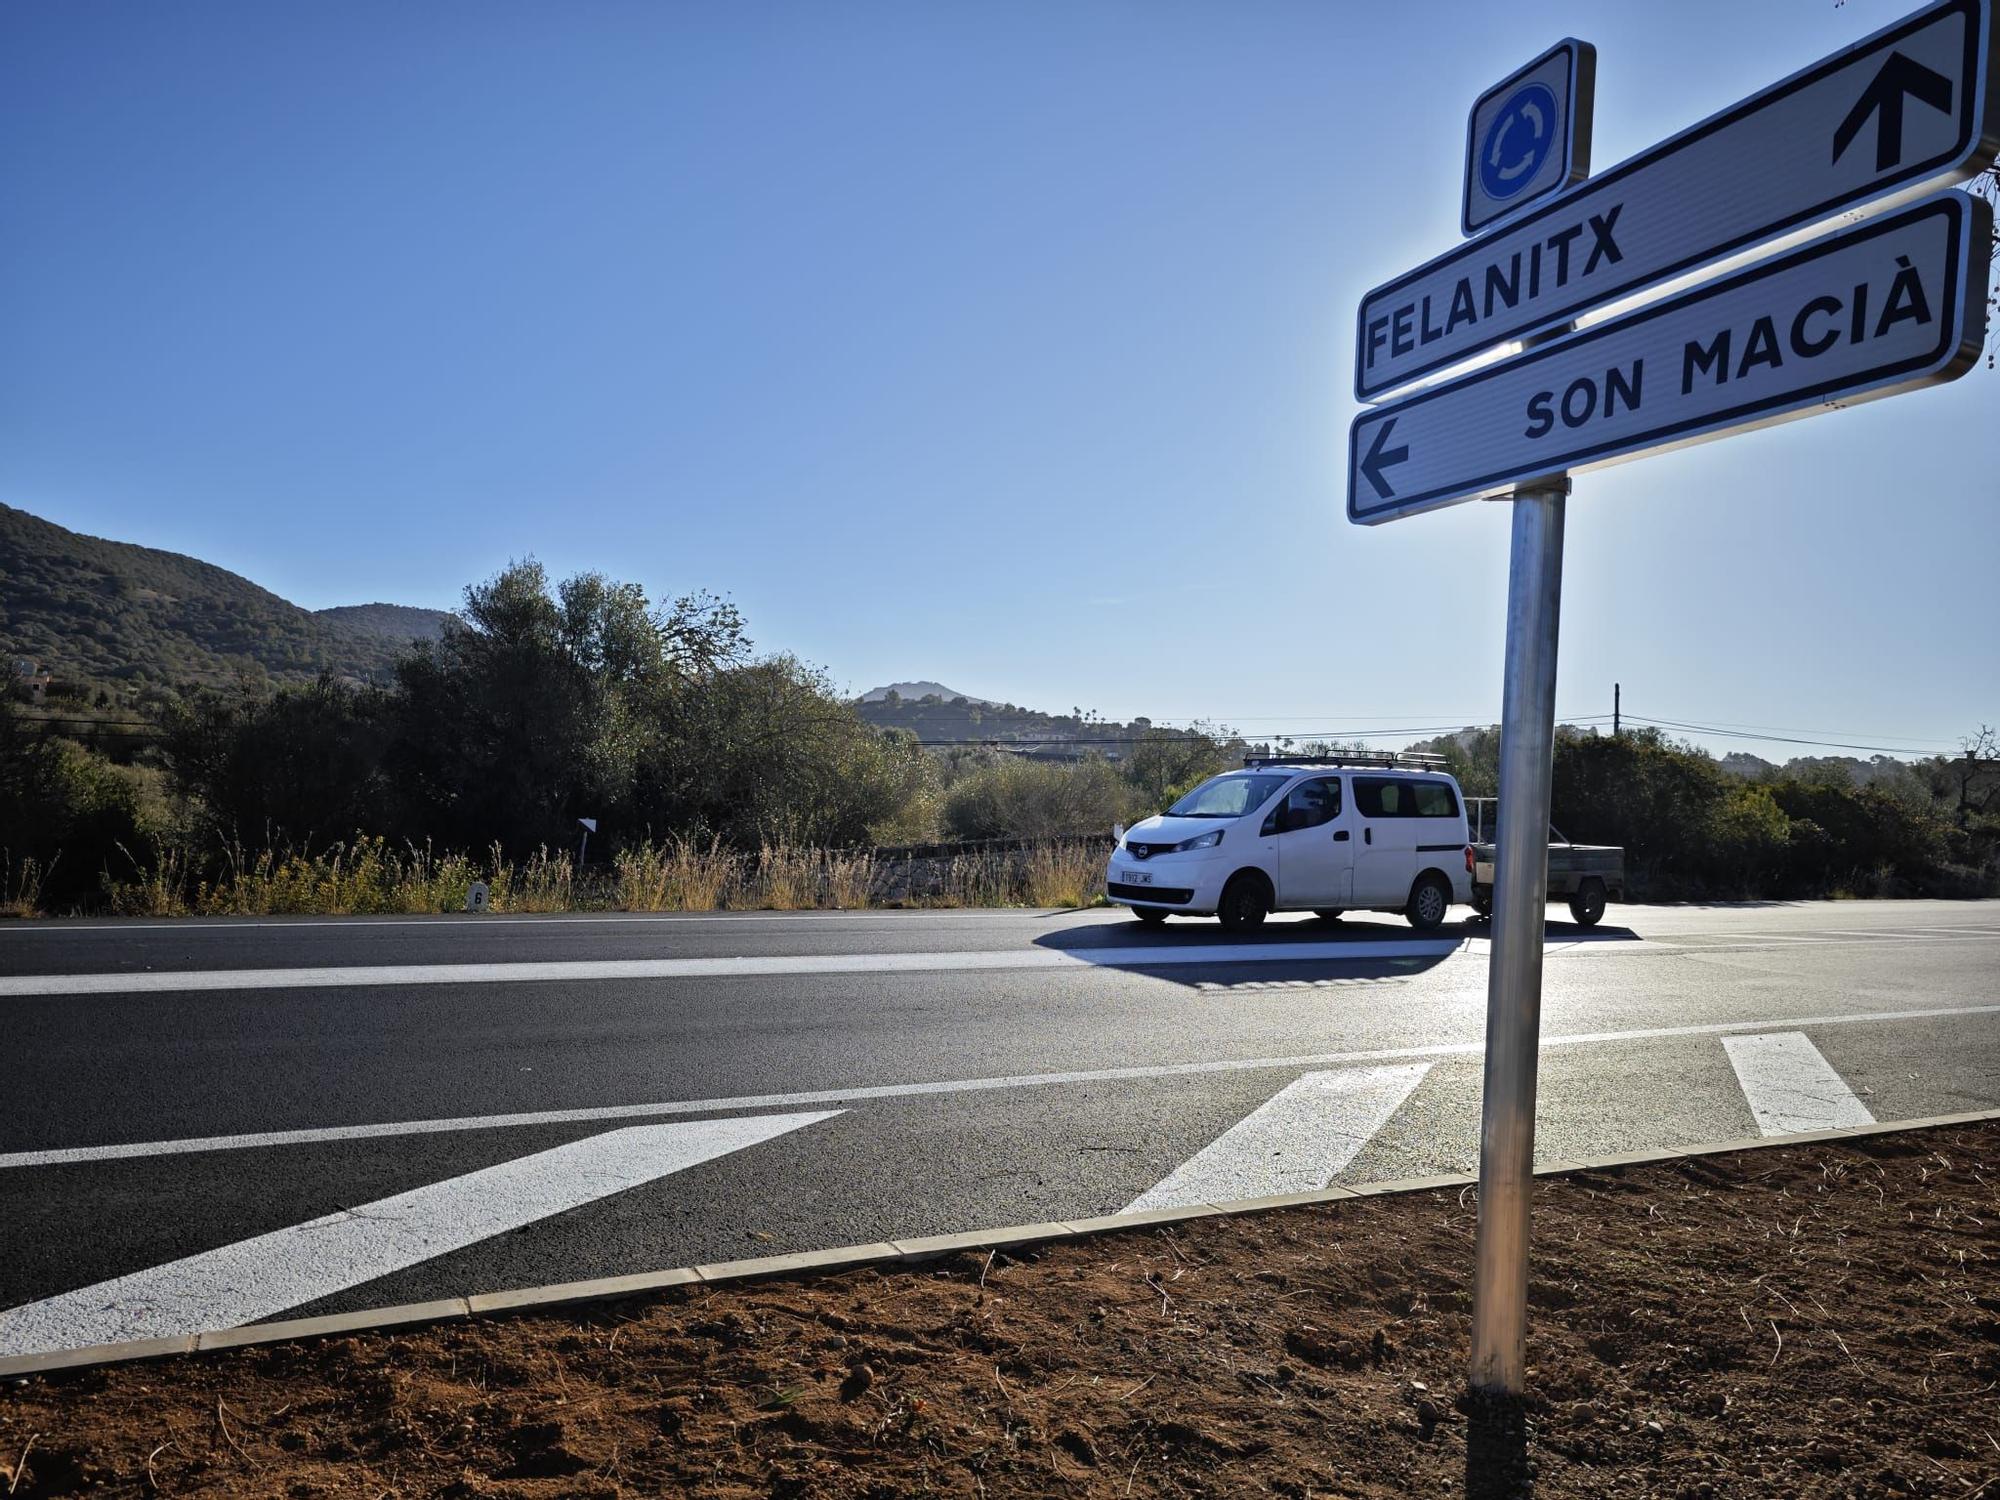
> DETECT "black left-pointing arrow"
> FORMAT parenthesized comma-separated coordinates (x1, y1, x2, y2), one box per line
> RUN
(1832, 50, 1953, 173)
(1359, 418, 1410, 500)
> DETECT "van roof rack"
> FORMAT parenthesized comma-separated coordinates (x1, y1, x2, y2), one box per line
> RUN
(1240, 750, 1450, 771)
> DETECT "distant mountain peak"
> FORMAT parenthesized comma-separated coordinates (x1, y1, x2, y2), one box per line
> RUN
(858, 680, 986, 704)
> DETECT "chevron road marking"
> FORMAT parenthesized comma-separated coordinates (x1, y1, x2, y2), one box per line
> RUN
(0, 1111, 840, 1358)
(1125, 1065, 1433, 1212)
(1723, 1032, 1875, 1136)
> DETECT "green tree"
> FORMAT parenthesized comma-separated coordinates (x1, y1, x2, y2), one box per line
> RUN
(1120, 725, 1233, 813)
(0, 700, 148, 907)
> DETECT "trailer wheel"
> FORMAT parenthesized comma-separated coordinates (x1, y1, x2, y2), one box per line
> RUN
(1567, 878, 1606, 928)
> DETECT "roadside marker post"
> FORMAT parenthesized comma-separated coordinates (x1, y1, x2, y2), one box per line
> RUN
(1344, 0, 1998, 1396)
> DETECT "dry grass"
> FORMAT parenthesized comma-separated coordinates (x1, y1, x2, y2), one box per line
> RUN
(76, 836, 1107, 917)
(0, 851, 54, 918)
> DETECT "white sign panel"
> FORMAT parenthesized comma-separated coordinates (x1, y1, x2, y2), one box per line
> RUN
(1463, 40, 1595, 235)
(1356, 0, 1997, 400)
(1347, 192, 1989, 524)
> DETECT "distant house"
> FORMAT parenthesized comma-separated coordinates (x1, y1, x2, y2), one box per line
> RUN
(9, 658, 50, 705)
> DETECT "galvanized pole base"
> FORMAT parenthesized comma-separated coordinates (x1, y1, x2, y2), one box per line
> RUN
(1468, 487, 1567, 1394)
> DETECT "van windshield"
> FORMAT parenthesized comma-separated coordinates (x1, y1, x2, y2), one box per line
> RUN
(1167, 774, 1289, 819)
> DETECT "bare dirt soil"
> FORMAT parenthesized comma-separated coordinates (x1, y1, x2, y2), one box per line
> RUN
(3, 1123, 1996, 1499)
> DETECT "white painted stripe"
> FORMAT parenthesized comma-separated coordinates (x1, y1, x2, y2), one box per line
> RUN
(3, 1000, 1990, 1172)
(1813, 928, 1996, 941)
(0, 939, 1474, 998)
(1125, 1065, 1431, 1212)
(0, 1111, 840, 1357)
(1722, 1033, 1874, 1136)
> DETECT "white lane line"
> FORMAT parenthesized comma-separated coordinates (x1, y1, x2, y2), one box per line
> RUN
(1814, 929, 2000, 941)
(0, 1111, 840, 1357)
(5, 1000, 1992, 1172)
(0, 940, 1475, 998)
(1125, 1065, 1431, 1212)
(1722, 1033, 1875, 1136)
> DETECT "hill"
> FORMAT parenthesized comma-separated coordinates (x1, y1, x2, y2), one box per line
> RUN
(857, 681, 985, 704)
(0, 502, 452, 696)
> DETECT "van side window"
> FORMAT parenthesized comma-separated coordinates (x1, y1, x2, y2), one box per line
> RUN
(1408, 781, 1459, 818)
(1353, 778, 1399, 818)
(1264, 777, 1341, 834)
(1354, 777, 1459, 818)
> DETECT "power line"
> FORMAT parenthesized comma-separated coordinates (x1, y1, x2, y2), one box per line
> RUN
(1623, 710, 1961, 750)
(1621, 715, 1957, 757)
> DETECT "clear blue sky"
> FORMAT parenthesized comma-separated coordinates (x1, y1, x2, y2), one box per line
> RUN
(2, 0, 1992, 763)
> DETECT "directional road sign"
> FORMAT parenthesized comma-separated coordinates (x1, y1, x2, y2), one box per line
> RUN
(1463, 40, 1595, 235)
(1355, 0, 1998, 400)
(1347, 191, 1990, 524)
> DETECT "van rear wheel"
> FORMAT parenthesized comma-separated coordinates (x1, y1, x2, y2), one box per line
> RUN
(1217, 874, 1270, 933)
(1314, 908, 1344, 922)
(1406, 873, 1451, 931)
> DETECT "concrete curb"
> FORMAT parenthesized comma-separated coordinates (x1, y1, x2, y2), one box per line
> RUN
(5, 1105, 1995, 1381)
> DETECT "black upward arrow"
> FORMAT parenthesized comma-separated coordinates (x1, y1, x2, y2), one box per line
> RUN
(1359, 418, 1410, 500)
(1832, 50, 1953, 173)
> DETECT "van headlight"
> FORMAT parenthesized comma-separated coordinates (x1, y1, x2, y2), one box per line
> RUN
(1176, 829, 1224, 851)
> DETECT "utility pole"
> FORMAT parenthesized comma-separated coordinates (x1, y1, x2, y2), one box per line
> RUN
(1613, 683, 1620, 738)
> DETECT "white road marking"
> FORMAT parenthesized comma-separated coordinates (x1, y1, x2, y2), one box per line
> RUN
(19, 930, 1994, 1001)
(5, 1000, 1991, 1172)
(0, 1111, 840, 1357)
(1125, 1065, 1431, 1211)
(1722, 1032, 1875, 1136)
(1814, 928, 1997, 941)
(0, 940, 1477, 997)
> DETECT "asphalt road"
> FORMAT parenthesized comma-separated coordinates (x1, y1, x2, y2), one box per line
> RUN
(3, 899, 1996, 1357)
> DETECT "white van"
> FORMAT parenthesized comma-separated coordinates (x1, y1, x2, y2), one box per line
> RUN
(1105, 756, 1473, 932)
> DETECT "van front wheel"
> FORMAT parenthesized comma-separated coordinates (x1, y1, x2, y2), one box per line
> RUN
(1217, 874, 1270, 933)
(1132, 907, 1169, 927)
(1406, 874, 1451, 931)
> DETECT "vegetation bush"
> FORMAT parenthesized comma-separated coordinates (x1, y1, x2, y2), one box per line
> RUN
(943, 756, 1132, 841)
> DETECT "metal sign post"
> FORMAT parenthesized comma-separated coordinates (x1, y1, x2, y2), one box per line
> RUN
(1468, 486, 1566, 1392)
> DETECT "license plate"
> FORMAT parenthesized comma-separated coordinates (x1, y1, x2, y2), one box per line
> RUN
(1122, 868, 1154, 886)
